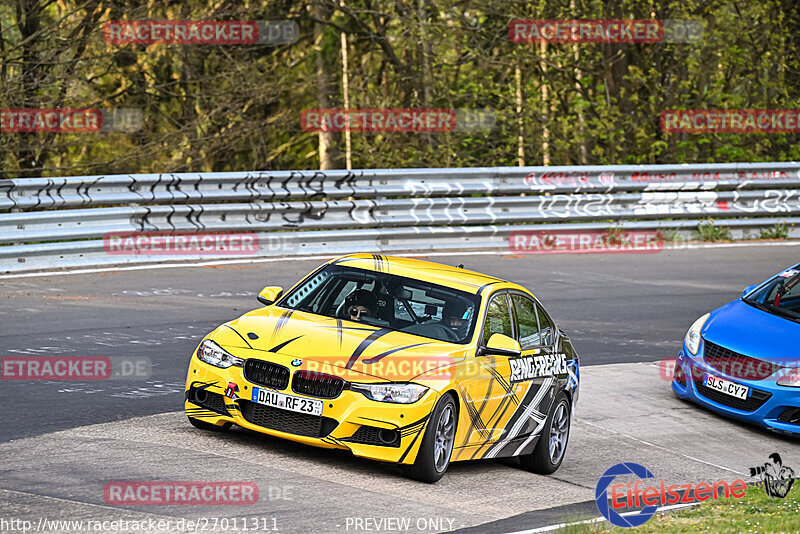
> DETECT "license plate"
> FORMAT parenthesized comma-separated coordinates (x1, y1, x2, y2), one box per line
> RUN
(251, 387, 323, 416)
(703, 373, 749, 400)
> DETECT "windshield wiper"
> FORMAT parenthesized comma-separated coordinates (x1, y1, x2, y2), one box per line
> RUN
(744, 298, 800, 324)
(745, 300, 772, 313)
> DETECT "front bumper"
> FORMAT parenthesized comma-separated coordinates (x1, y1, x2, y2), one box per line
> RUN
(185, 355, 437, 464)
(672, 345, 800, 437)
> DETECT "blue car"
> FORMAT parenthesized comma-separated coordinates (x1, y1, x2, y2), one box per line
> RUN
(672, 264, 800, 437)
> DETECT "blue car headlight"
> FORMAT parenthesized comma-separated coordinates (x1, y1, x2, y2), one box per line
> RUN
(684, 313, 710, 355)
(196, 339, 244, 369)
(777, 368, 800, 387)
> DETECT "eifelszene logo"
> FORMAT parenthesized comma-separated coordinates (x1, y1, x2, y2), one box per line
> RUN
(596, 462, 747, 528)
(749, 453, 796, 499)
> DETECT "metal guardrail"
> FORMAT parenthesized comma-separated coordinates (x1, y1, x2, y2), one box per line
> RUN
(2, 162, 799, 273)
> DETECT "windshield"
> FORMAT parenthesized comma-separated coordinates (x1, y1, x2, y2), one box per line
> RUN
(743, 266, 800, 324)
(278, 264, 480, 344)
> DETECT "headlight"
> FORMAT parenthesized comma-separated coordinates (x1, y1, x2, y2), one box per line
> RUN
(684, 313, 710, 355)
(350, 382, 428, 404)
(777, 368, 800, 387)
(196, 340, 244, 369)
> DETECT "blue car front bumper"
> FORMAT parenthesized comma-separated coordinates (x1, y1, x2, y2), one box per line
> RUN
(672, 343, 800, 437)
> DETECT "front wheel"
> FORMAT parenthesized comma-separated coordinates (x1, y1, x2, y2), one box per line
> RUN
(519, 391, 571, 474)
(405, 395, 457, 483)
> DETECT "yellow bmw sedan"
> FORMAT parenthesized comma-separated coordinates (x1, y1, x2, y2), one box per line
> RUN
(185, 254, 580, 482)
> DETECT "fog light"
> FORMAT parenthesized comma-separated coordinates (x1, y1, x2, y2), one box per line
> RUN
(378, 429, 399, 445)
(193, 388, 209, 404)
(674, 363, 687, 387)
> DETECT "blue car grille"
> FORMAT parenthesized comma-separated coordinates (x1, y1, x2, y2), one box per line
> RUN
(778, 408, 800, 426)
(704, 341, 783, 380)
(691, 365, 772, 412)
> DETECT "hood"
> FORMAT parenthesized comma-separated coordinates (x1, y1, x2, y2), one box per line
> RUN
(209, 306, 466, 381)
(703, 299, 800, 364)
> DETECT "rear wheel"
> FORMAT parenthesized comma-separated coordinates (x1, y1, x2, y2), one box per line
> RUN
(520, 391, 571, 474)
(405, 395, 457, 483)
(187, 416, 232, 431)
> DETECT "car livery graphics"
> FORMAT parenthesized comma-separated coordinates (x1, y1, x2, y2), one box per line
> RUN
(185, 254, 580, 481)
(509, 353, 568, 382)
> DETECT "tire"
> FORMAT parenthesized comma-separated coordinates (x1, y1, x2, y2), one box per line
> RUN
(405, 395, 457, 483)
(187, 416, 232, 431)
(519, 391, 571, 474)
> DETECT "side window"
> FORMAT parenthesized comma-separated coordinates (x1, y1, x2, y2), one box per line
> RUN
(535, 304, 555, 346)
(395, 300, 413, 322)
(483, 293, 513, 345)
(511, 294, 541, 349)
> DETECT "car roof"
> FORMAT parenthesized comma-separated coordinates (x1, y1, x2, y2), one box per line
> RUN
(327, 253, 512, 295)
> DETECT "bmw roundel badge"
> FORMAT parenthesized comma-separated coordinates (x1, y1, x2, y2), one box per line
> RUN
(291, 359, 302, 367)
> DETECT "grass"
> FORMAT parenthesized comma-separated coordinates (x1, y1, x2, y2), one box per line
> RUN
(697, 219, 732, 242)
(759, 222, 790, 240)
(660, 229, 689, 248)
(562, 485, 800, 533)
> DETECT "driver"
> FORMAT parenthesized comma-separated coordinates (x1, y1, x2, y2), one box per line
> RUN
(442, 299, 471, 339)
(344, 288, 378, 322)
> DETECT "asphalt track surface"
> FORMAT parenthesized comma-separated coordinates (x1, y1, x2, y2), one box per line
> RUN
(1, 244, 799, 533)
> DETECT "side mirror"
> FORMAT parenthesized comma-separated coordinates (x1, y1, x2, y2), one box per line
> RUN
(742, 284, 757, 298)
(480, 333, 521, 357)
(257, 286, 283, 305)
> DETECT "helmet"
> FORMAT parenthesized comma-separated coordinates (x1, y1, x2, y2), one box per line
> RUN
(344, 289, 378, 314)
(443, 298, 470, 320)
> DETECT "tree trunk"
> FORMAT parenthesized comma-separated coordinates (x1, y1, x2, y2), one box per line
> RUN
(515, 56, 525, 167)
(313, 1, 340, 170)
(539, 41, 550, 166)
